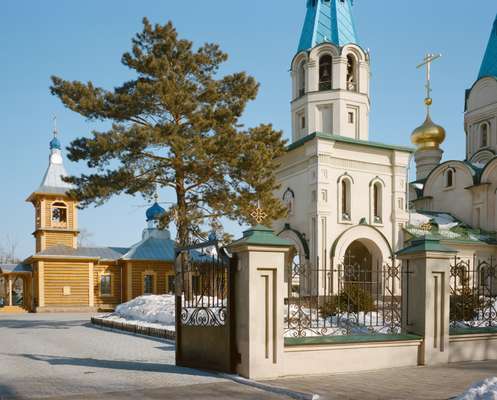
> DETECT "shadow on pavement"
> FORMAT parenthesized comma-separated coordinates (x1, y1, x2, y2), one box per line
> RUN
(0, 319, 88, 330)
(4, 353, 214, 377)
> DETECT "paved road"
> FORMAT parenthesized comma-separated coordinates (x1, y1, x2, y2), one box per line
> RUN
(0, 313, 284, 400)
(266, 360, 497, 400)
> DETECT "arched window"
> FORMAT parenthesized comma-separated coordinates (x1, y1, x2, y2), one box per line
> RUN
(340, 178, 351, 221)
(346, 54, 358, 91)
(373, 182, 383, 223)
(51, 202, 68, 228)
(481, 123, 489, 148)
(445, 169, 454, 188)
(298, 61, 306, 97)
(319, 55, 332, 91)
(283, 188, 295, 216)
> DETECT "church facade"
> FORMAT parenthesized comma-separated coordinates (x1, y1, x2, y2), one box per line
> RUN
(407, 13, 497, 263)
(274, 0, 412, 275)
(273, 1, 497, 278)
(0, 134, 177, 312)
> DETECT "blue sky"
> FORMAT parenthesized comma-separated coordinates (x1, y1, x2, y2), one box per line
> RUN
(0, 0, 496, 258)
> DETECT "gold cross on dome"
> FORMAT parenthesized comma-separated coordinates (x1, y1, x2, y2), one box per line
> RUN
(250, 201, 268, 225)
(416, 53, 442, 109)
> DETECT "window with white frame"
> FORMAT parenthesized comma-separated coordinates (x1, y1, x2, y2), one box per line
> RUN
(373, 182, 383, 224)
(340, 178, 351, 221)
(445, 168, 455, 188)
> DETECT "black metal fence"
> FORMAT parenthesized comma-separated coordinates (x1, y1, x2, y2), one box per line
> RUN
(450, 256, 497, 330)
(285, 257, 405, 338)
(178, 249, 230, 327)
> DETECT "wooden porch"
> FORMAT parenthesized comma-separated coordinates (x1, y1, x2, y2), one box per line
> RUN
(0, 264, 33, 313)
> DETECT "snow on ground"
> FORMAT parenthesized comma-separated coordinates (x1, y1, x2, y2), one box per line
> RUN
(101, 295, 176, 331)
(456, 377, 497, 400)
(284, 303, 400, 337)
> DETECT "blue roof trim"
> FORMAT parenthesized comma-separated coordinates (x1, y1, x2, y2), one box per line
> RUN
(297, 0, 358, 53)
(479, 14, 497, 79)
(0, 264, 32, 273)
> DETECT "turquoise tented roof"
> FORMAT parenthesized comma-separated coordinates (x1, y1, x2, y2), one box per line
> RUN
(298, 0, 358, 52)
(479, 14, 497, 79)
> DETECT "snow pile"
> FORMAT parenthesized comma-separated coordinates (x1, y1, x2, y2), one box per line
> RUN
(101, 295, 176, 330)
(409, 212, 459, 230)
(456, 377, 497, 400)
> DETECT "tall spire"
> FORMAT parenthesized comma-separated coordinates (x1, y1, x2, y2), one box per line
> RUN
(479, 14, 497, 79)
(297, 0, 358, 53)
(36, 120, 73, 195)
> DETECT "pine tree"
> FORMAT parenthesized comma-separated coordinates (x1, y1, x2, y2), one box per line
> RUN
(51, 18, 287, 245)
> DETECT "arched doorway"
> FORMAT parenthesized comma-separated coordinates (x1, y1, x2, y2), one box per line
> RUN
(341, 240, 378, 298)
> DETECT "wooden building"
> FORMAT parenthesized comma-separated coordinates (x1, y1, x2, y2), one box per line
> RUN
(0, 132, 176, 312)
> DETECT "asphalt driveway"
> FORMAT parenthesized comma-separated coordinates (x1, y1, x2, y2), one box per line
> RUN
(0, 313, 284, 399)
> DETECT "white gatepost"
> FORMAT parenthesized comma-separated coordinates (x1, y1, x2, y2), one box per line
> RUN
(397, 237, 456, 366)
(229, 225, 293, 380)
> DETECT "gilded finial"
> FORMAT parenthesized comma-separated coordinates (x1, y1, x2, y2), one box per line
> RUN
(411, 53, 446, 150)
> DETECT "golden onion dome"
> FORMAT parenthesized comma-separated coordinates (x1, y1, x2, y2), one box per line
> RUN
(411, 110, 446, 150)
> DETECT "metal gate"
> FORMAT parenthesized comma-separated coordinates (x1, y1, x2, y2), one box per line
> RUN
(175, 238, 237, 373)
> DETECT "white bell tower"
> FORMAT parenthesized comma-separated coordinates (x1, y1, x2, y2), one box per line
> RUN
(291, 0, 371, 143)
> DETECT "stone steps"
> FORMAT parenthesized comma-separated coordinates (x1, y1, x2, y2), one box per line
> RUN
(0, 305, 29, 314)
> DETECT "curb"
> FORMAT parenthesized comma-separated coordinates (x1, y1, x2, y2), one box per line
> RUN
(218, 373, 320, 400)
(91, 317, 176, 341)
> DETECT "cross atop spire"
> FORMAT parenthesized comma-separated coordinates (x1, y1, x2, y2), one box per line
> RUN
(297, 0, 358, 53)
(50, 115, 62, 151)
(416, 53, 442, 115)
(479, 13, 497, 79)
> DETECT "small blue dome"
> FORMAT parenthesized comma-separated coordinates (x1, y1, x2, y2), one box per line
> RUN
(146, 202, 165, 221)
(50, 136, 61, 150)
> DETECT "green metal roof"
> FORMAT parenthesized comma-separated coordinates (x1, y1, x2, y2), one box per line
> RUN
(405, 210, 497, 246)
(287, 132, 414, 153)
(231, 225, 293, 248)
(396, 237, 456, 257)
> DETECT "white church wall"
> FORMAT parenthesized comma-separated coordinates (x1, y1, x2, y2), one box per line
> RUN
(275, 136, 409, 270)
(423, 163, 475, 226)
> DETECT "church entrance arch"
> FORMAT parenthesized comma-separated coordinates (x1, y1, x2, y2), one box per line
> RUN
(331, 225, 393, 296)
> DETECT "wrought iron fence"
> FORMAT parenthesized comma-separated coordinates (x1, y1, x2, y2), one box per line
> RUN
(285, 257, 405, 338)
(178, 248, 230, 327)
(450, 256, 497, 330)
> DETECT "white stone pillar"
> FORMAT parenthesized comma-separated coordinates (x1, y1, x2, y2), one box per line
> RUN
(229, 225, 293, 380)
(398, 237, 455, 366)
